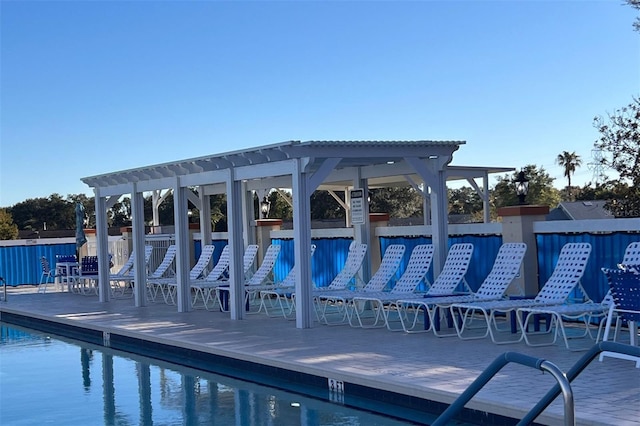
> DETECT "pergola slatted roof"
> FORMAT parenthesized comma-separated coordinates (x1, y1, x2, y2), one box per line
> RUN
(81, 139, 513, 329)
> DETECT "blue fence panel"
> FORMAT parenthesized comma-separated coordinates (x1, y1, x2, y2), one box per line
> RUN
(271, 239, 294, 283)
(536, 232, 640, 303)
(271, 238, 354, 288)
(0, 243, 76, 286)
(194, 240, 228, 271)
(380, 236, 432, 291)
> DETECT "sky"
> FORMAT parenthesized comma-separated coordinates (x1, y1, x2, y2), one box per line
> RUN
(1, 0, 638, 208)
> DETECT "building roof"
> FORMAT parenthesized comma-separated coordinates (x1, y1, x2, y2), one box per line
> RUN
(547, 200, 614, 221)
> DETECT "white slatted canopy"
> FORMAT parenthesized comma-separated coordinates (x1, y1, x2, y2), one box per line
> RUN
(81, 140, 511, 328)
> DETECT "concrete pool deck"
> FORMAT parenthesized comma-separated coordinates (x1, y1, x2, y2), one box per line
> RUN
(0, 286, 638, 426)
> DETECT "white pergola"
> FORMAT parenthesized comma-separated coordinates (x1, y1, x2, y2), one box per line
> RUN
(81, 140, 511, 329)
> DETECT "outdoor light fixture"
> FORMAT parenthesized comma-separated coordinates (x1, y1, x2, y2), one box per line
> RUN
(515, 170, 529, 205)
(260, 196, 271, 219)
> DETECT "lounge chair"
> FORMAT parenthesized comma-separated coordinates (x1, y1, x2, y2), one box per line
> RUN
(216, 244, 281, 312)
(257, 244, 317, 318)
(315, 243, 406, 325)
(347, 244, 435, 329)
(450, 242, 592, 344)
(354, 243, 524, 333)
(599, 264, 640, 367)
(386, 242, 476, 333)
(190, 244, 259, 310)
(158, 244, 216, 305)
(518, 241, 640, 350)
(258, 241, 368, 320)
(411, 242, 526, 337)
(145, 245, 178, 302)
(109, 245, 153, 298)
(190, 245, 230, 308)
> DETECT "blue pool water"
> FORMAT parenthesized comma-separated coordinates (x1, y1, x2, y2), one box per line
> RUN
(0, 323, 419, 425)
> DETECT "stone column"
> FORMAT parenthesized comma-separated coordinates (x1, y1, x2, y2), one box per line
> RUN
(497, 205, 549, 297)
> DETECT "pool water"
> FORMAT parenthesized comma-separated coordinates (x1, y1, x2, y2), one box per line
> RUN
(0, 323, 419, 425)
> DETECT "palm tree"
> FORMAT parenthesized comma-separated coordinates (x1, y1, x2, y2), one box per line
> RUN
(556, 151, 582, 189)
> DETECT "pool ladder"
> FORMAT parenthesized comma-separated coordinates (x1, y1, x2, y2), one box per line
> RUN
(431, 341, 640, 426)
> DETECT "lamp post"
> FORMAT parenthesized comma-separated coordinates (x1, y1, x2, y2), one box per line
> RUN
(515, 170, 529, 205)
(260, 196, 271, 219)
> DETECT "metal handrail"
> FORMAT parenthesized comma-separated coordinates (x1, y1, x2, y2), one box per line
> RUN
(432, 341, 640, 426)
(431, 352, 574, 426)
(520, 341, 640, 425)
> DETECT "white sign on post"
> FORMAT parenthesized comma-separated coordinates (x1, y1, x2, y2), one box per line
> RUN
(350, 189, 365, 225)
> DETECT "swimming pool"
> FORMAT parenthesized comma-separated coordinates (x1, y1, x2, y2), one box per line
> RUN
(0, 323, 422, 425)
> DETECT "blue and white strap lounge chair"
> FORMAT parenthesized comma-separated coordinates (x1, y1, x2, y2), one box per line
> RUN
(599, 264, 640, 367)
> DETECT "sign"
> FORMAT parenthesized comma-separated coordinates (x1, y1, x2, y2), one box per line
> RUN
(350, 189, 365, 225)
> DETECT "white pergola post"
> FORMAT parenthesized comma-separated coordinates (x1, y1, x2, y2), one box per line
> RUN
(292, 159, 313, 328)
(131, 184, 147, 307)
(227, 170, 246, 320)
(95, 189, 111, 302)
(198, 186, 212, 247)
(173, 182, 191, 312)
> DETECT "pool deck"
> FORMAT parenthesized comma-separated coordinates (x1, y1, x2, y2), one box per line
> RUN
(1, 286, 638, 426)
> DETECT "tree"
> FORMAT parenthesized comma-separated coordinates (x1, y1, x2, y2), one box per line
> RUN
(369, 187, 423, 218)
(593, 96, 640, 217)
(267, 191, 293, 221)
(627, 0, 640, 32)
(492, 165, 561, 211)
(0, 208, 19, 240)
(556, 151, 582, 191)
(310, 190, 345, 220)
(8, 194, 75, 231)
(448, 187, 483, 216)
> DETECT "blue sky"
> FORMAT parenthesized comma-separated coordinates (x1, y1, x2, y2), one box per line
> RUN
(1, 0, 638, 207)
